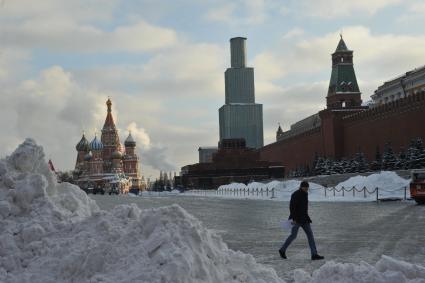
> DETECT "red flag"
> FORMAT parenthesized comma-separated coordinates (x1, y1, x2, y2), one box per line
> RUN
(48, 159, 56, 172)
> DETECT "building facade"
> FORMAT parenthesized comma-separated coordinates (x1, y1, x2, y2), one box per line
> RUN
(74, 99, 143, 192)
(261, 36, 425, 175)
(178, 139, 284, 189)
(219, 37, 264, 149)
(371, 65, 425, 106)
(198, 147, 218, 163)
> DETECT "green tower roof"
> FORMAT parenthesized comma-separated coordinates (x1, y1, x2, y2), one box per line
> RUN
(328, 36, 360, 94)
(335, 36, 349, 52)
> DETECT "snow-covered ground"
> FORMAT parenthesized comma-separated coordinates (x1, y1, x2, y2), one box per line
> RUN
(1, 139, 424, 282)
(183, 171, 411, 201)
(0, 139, 281, 283)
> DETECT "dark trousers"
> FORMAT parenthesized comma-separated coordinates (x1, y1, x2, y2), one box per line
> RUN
(280, 223, 318, 256)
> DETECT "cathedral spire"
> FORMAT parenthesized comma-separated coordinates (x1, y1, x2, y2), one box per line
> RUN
(107, 97, 112, 112)
(103, 98, 116, 130)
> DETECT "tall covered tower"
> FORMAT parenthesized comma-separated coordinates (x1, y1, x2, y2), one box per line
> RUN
(101, 98, 121, 172)
(219, 37, 264, 148)
(326, 35, 362, 109)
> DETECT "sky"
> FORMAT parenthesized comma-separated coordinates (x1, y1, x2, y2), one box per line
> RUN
(1, 0, 425, 179)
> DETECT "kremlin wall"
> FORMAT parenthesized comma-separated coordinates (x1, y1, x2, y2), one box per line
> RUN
(260, 37, 425, 175)
(179, 36, 425, 187)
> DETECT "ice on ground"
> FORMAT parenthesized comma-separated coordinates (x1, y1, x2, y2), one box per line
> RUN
(0, 139, 282, 283)
(293, 255, 425, 283)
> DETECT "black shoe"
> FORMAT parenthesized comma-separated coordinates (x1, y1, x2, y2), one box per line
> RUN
(311, 254, 324, 260)
(279, 249, 287, 259)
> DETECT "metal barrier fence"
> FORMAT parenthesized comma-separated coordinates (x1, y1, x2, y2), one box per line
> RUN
(187, 186, 410, 202)
(321, 186, 409, 202)
(188, 187, 276, 199)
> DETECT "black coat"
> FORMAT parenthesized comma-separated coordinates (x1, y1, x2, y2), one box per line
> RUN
(288, 189, 312, 224)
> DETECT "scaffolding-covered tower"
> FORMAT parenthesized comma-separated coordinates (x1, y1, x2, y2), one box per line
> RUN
(219, 37, 264, 149)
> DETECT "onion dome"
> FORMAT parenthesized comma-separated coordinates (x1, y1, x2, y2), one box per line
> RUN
(124, 132, 136, 147)
(76, 133, 89, 151)
(89, 135, 104, 151)
(84, 151, 93, 161)
(111, 150, 122, 159)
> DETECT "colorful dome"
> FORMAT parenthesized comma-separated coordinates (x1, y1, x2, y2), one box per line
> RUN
(124, 132, 136, 147)
(111, 150, 122, 159)
(89, 136, 104, 151)
(84, 151, 93, 161)
(76, 134, 89, 151)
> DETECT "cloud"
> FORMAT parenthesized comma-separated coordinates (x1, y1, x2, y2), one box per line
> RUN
(1, 19, 177, 53)
(142, 145, 175, 172)
(204, 0, 267, 25)
(0, 48, 30, 84)
(253, 26, 425, 144)
(125, 122, 151, 149)
(286, 0, 402, 18)
(396, 1, 425, 25)
(254, 26, 425, 92)
(0, 0, 118, 23)
(74, 42, 226, 99)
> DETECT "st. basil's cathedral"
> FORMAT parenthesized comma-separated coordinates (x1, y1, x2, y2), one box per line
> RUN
(74, 98, 143, 193)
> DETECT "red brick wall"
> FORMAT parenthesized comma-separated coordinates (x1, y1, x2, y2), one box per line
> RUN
(343, 92, 425, 161)
(260, 128, 323, 172)
(259, 92, 425, 174)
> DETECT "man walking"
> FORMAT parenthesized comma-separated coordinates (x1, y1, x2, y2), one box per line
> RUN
(279, 181, 324, 260)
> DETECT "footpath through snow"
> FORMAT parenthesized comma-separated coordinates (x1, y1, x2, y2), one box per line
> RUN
(1, 139, 424, 282)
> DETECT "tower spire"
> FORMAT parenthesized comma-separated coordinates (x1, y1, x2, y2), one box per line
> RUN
(327, 36, 362, 109)
(107, 97, 112, 113)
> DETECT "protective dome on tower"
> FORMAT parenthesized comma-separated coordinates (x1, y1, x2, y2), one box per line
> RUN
(125, 132, 136, 147)
(76, 133, 89, 151)
(89, 135, 104, 151)
(84, 151, 93, 161)
(111, 150, 122, 159)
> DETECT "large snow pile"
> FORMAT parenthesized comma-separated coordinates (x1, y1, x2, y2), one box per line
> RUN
(335, 171, 410, 198)
(214, 171, 411, 201)
(294, 255, 425, 283)
(336, 171, 410, 191)
(0, 139, 283, 283)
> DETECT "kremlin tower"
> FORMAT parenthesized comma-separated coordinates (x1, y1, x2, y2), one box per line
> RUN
(74, 99, 142, 193)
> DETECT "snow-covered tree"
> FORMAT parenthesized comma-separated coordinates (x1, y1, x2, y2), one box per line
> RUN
(415, 138, 425, 168)
(355, 150, 368, 173)
(382, 143, 397, 170)
(314, 156, 325, 175)
(395, 147, 407, 170)
(406, 139, 420, 169)
(370, 146, 382, 171)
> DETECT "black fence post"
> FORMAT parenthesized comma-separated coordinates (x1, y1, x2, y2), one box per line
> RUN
(376, 187, 379, 203)
(404, 186, 407, 200)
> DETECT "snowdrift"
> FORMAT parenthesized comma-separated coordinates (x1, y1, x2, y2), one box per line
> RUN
(2, 139, 423, 282)
(216, 171, 410, 201)
(294, 255, 425, 283)
(0, 139, 282, 283)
